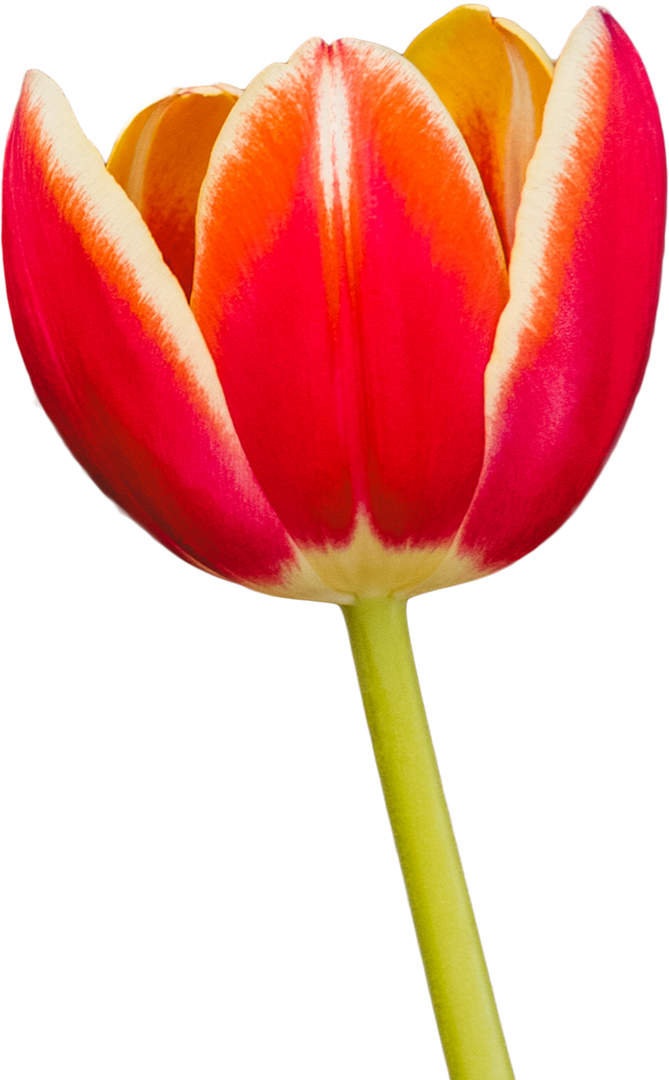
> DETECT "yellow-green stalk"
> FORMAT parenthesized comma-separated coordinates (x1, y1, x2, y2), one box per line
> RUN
(343, 596, 513, 1080)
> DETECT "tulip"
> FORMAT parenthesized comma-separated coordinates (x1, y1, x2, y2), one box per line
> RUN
(3, 6, 664, 1079)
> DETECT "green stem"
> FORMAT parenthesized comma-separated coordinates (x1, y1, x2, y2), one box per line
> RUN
(342, 596, 514, 1080)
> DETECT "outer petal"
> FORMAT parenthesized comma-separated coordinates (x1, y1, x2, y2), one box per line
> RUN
(107, 85, 240, 298)
(405, 5, 553, 259)
(3, 70, 347, 602)
(417, 8, 666, 594)
(192, 38, 508, 595)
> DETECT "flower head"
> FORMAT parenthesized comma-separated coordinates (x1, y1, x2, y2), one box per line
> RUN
(3, 6, 665, 602)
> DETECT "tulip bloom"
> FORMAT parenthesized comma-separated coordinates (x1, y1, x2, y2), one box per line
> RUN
(3, 6, 664, 1079)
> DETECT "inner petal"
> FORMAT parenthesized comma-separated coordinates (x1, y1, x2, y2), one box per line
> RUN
(107, 85, 239, 297)
(405, 4, 553, 260)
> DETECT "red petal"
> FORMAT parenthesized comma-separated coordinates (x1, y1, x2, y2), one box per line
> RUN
(450, 9, 666, 578)
(3, 71, 342, 599)
(192, 38, 508, 553)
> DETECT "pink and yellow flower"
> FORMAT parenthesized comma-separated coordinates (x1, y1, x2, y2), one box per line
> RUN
(3, 6, 665, 603)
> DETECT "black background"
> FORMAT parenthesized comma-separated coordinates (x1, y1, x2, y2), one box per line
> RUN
(3, 4, 665, 1075)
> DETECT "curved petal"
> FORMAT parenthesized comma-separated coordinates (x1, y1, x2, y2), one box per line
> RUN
(192, 38, 508, 583)
(422, 9, 665, 591)
(107, 85, 240, 298)
(405, 5, 553, 260)
(104, 96, 167, 188)
(3, 70, 346, 602)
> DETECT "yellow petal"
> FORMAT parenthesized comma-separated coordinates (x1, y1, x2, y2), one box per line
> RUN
(106, 97, 169, 193)
(107, 86, 240, 297)
(405, 5, 553, 259)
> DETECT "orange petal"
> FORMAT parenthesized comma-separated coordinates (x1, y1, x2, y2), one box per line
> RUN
(405, 4, 553, 259)
(107, 85, 240, 297)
